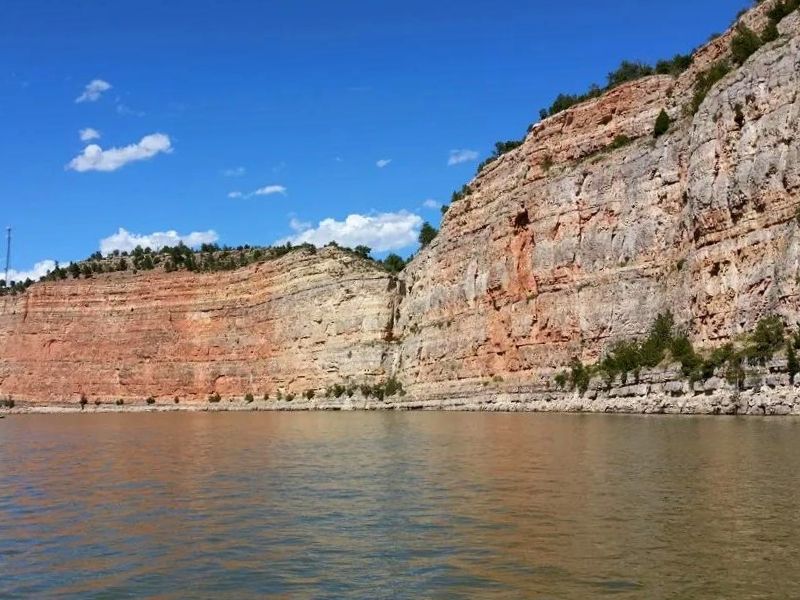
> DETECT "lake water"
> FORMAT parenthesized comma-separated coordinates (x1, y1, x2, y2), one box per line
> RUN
(1, 413, 799, 599)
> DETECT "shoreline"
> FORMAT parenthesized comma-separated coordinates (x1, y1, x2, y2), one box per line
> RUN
(4, 387, 800, 416)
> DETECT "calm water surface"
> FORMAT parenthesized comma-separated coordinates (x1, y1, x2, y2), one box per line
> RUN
(1, 412, 799, 599)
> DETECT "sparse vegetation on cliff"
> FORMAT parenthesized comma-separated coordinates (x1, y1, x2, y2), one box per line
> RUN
(2, 236, 413, 297)
(554, 312, 795, 394)
(381, 254, 407, 273)
(690, 62, 732, 114)
(731, 23, 765, 64)
(653, 110, 671, 138)
(477, 140, 525, 172)
(537, 56, 693, 123)
(418, 222, 438, 248)
(690, 0, 798, 114)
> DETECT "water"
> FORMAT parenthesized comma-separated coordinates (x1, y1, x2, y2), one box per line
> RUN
(1, 413, 799, 599)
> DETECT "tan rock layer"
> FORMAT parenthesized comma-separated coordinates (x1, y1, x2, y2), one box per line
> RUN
(0, 248, 397, 403)
(395, 11, 800, 394)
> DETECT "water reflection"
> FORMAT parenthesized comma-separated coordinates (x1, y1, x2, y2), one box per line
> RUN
(1, 413, 798, 598)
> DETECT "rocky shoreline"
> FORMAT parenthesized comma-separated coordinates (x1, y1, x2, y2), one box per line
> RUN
(4, 388, 799, 417)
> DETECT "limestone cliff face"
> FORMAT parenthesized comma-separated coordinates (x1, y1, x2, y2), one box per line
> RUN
(395, 10, 800, 398)
(0, 248, 397, 402)
(1, 5, 799, 411)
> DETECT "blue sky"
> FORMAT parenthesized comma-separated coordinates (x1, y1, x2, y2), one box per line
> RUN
(1, 0, 747, 280)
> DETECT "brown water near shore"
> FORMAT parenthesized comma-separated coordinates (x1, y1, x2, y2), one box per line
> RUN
(1, 412, 799, 598)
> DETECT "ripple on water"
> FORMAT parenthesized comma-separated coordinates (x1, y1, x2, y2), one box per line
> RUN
(0, 412, 799, 599)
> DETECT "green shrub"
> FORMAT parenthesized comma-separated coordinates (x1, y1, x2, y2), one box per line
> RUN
(601, 340, 642, 380)
(79, 394, 88, 409)
(477, 140, 524, 172)
(608, 135, 632, 151)
(327, 384, 346, 398)
(787, 343, 799, 383)
(285, 392, 295, 402)
(244, 393, 254, 403)
(304, 389, 315, 400)
(451, 184, 470, 204)
(730, 24, 763, 65)
(653, 109, 671, 138)
(146, 396, 156, 405)
(418, 223, 438, 248)
(381, 254, 406, 273)
(699, 343, 736, 379)
(607, 61, 654, 87)
(640, 312, 675, 367)
(208, 392, 221, 403)
(760, 21, 779, 42)
(744, 315, 785, 364)
(384, 377, 404, 397)
(670, 335, 702, 376)
(569, 359, 591, 395)
(767, 0, 800, 25)
(655, 54, 693, 76)
(115, 399, 124, 406)
(690, 62, 731, 114)
(554, 372, 567, 389)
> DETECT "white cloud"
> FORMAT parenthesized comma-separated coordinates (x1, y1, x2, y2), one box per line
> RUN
(66, 133, 172, 172)
(448, 149, 479, 166)
(289, 217, 311, 232)
(376, 159, 392, 168)
(229, 184, 287, 199)
(253, 185, 287, 196)
(79, 127, 101, 141)
(5, 260, 57, 283)
(223, 166, 246, 177)
(278, 211, 423, 252)
(75, 79, 112, 103)
(422, 199, 440, 209)
(99, 228, 219, 255)
(116, 103, 145, 117)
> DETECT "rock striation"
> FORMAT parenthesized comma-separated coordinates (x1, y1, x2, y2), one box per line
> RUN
(0, 248, 398, 404)
(1, 4, 799, 413)
(394, 8, 800, 413)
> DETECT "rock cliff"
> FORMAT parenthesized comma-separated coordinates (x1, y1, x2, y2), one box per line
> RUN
(0, 248, 397, 403)
(1, 3, 799, 413)
(395, 7, 800, 409)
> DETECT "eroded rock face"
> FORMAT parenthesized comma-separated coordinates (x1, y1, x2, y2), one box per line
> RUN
(1, 6, 799, 412)
(0, 248, 398, 403)
(395, 11, 800, 399)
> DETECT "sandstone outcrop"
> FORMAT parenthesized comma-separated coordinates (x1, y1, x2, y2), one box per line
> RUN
(1, 4, 799, 414)
(0, 248, 397, 403)
(394, 9, 800, 410)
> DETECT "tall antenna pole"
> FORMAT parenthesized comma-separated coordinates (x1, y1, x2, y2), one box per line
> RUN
(4, 227, 10, 284)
